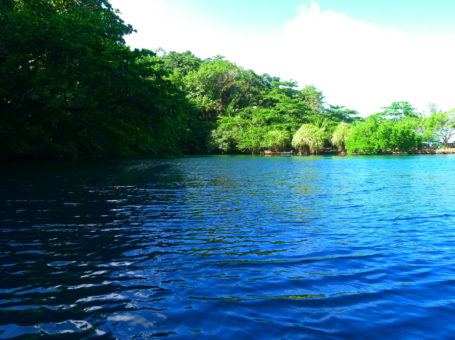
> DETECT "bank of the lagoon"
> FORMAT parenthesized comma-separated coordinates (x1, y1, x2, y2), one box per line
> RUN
(260, 148, 455, 156)
(414, 148, 455, 154)
(1, 155, 455, 339)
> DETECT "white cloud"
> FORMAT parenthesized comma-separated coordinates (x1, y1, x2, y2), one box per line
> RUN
(110, 0, 455, 115)
(111, 0, 240, 58)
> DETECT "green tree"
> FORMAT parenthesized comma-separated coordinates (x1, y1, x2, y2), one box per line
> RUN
(325, 105, 361, 123)
(237, 126, 267, 154)
(263, 130, 289, 151)
(292, 124, 326, 155)
(160, 50, 202, 76)
(184, 60, 266, 121)
(425, 109, 455, 147)
(298, 85, 325, 117)
(209, 81, 340, 154)
(389, 119, 422, 151)
(345, 119, 379, 154)
(379, 101, 420, 120)
(331, 122, 352, 153)
(346, 118, 421, 154)
(0, 0, 201, 158)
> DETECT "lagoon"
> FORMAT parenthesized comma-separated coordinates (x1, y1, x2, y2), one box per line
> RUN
(1, 155, 455, 338)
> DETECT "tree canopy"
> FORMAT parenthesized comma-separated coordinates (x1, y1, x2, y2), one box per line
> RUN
(1, 0, 452, 159)
(292, 124, 326, 155)
(331, 123, 352, 153)
(425, 109, 455, 147)
(0, 0, 204, 158)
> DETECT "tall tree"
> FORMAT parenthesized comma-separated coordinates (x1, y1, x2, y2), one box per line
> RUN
(292, 124, 326, 155)
(379, 101, 420, 120)
(346, 117, 421, 154)
(160, 50, 202, 76)
(325, 105, 361, 123)
(0, 0, 199, 158)
(184, 60, 266, 121)
(298, 85, 325, 117)
(331, 122, 352, 153)
(426, 109, 455, 147)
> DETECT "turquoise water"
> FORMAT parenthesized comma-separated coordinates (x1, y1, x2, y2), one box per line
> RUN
(1, 155, 455, 339)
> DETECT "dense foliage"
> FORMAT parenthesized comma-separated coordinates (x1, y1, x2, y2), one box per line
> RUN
(425, 109, 455, 147)
(0, 0, 453, 159)
(292, 124, 326, 155)
(346, 117, 422, 154)
(0, 0, 203, 159)
(331, 123, 351, 153)
(344, 105, 455, 154)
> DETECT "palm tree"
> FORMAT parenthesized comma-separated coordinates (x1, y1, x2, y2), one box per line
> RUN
(331, 122, 352, 154)
(292, 124, 326, 155)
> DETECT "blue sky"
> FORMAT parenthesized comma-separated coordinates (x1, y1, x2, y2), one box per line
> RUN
(319, 0, 455, 34)
(181, 0, 455, 34)
(110, 0, 455, 115)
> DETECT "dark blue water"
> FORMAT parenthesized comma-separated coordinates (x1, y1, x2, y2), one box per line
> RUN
(1, 155, 455, 339)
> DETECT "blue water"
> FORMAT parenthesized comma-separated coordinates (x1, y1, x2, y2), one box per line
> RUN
(1, 155, 455, 339)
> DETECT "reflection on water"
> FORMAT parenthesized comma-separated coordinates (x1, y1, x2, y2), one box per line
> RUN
(1, 156, 455, 339)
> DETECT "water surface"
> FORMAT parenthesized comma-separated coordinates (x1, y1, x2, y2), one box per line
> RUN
(1, 155, 455, 339)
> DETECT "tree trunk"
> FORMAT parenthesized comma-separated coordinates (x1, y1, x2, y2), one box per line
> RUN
(300, 145, 310, 156)
(340, 143, 346, 154)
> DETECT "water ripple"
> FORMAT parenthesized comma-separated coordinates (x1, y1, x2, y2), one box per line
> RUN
(1, 156, 455, 338)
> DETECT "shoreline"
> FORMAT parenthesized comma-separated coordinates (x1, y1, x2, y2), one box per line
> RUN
(411, 148, 455, 154)
(263, 148, 455, 156)
(1, 149, 455, 162)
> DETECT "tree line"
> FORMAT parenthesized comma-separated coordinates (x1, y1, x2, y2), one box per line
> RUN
(1, 0, 454, 159)
(1, 0, 201, 159)
(291, 103, 455, 155)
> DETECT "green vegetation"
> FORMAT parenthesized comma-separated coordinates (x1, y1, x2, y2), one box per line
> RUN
(0, 0, 453, 159)
(331, 123, 351, 153)
(346, 117, 422, 154)
(425, 109, 455, 147)
(0, 0, 204, 159)
(292, 124, 326, 155)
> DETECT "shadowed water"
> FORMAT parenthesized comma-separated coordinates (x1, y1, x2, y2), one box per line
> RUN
(1, 155, 455, 339)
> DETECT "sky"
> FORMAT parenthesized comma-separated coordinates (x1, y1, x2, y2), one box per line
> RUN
(109, 0, 455, 115)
